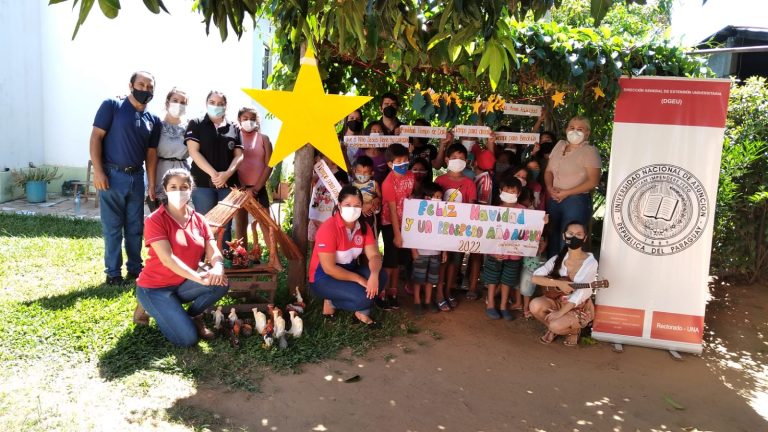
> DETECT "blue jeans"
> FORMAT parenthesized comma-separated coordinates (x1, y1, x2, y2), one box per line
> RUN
(310, 263, 387, 315)
(136, 280, 229, 347)
(546, 193, 592, 258)
(192, 187, 232, 243)
(99, 166, 145, 277)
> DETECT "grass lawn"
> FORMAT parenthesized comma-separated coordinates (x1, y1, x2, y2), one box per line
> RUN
(0, 213, 415, 431)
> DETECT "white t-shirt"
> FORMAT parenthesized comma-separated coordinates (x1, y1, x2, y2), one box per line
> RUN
(533, 252, 598, 305)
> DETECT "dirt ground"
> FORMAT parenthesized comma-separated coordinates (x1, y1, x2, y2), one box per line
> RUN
(174, 284, 767, 432)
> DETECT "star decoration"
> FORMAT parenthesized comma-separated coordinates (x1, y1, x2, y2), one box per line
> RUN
(593, 86, 605, 100)
(472, 100, 483, 114)
(551, 90, 566, 108)
(242, 47, 372, 171)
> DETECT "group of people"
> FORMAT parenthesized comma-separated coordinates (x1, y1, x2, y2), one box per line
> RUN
(308, 92, 603, 345)
(90, 71, 602, 348)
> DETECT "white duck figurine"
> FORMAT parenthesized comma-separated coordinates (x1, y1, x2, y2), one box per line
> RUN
(288, 310, 303, 338)
(213, 306, 224, 330)
(252, 308, 267, 334)
(273, 309, 286, 339)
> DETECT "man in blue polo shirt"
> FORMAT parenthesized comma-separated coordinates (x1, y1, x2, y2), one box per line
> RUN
(90, 71, 161, 286)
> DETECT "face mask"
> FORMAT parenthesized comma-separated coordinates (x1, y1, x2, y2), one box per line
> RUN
(566, 130, 586, 145)
(167, 102, 186, 118)
(540, 141, 555, 155)
(382, 106, 397, 118)
(166, 190, 191, 209)
(515, 176, 528, 187)
(564, 235, 585, 250)
(461, 140, 475, 152)
(499, 191, 518, 204)
(340, 206, 362, 223)
(132, 88, 154, 105)
(347, 120, 363, 133)
(528, 169, 540, 179)
(207, 104, 226, 119)
(412, 170, 428, 181)
(241, 120, 258, 132)
(392, 162, 409, 175)
(355, 174, 371, 183)
(369, 132, 381, 136)
(447, 159, 466, 173)
(495, 163, 510, 173)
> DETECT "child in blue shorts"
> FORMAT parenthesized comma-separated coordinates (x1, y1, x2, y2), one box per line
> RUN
(410, 181, 447, 314)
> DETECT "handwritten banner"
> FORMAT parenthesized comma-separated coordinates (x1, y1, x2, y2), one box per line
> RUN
(314, 160, 342, 202)
(503, 103, 542, 117)
(343, 135, 409, 148)
(401, 199, 546, 256)
(494, 132, 540, 145)
(452, 125, 492, 138)
(399, 125, 448, 139)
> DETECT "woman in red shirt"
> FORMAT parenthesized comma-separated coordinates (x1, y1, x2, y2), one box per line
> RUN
(309, 186, 387, 327)
(135, 168, 229, 347)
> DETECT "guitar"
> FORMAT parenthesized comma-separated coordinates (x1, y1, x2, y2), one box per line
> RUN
(540, 277, 610, 300)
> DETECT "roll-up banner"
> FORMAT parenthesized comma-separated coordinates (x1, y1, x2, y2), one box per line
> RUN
(593, 76, 730, 354)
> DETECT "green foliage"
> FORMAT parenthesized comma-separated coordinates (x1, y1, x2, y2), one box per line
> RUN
(11, 166, 62, 188)
(712, 77, 768, 283)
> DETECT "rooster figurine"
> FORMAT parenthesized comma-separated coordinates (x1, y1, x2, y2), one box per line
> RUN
(273, 309, 286, 339)
(286, 286, 306, 315)
(261, 318, 274, 348)
(252, 308, 267, 334)
(228, 308, 239, 326)
(213, 306, 224, 330)
(288, 310, 303, 338)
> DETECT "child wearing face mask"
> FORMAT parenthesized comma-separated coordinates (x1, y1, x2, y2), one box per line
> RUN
(308, 152, 349, 252)
(482, 175, 526, 320)
(380, 144, 416, 310)
(464, 149, 496, 301)
(410, 182, 448, 314)
(410, 157, 432, 185)
(351, 155, 381, 236)
(434, 143, 478, 311)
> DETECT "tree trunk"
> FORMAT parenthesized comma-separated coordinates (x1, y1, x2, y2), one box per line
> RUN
(287, 145, 314, 294)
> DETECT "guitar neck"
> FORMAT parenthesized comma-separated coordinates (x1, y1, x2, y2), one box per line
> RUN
(569, 283, 594, 290)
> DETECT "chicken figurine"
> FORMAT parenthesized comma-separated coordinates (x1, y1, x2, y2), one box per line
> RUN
(261, 318, 274, 348)
(286, 286, 306, 315)
(228, 308, 239, 326)
(273, 309, 286, 339)
(213, 306, 224, 330)
(288, 310, 303, 338)
(252, 308, 267, 334)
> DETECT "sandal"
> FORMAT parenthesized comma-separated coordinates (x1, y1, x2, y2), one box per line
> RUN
(133, 302, 150, 326)
(563, 333, 579, 347)
(523, 310, 533, 320)
(539, 330, 556, 345)
(437, 300, 451, 312)
(448, 297, 458, 308)
(323, 313, 337, 322)
(465, 291, 479, 301)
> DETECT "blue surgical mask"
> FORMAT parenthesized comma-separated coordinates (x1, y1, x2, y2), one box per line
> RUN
(207, 104, 226, 118)
(393, 162, 409, 175)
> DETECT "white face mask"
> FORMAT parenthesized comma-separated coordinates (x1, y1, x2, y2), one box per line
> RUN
(566, 130, 586, 145)
(340, 206, 362, 223)
(241, 120, 258, 132)
(461, 140, 475, 152)
(167, 103, 186, 118)
(499, 191, 518, 204)
(207, 104, 226, 119)
(166, 190, 191, 209)
(447, 159, 467, 173)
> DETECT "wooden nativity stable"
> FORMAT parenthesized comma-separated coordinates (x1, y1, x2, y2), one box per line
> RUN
(203, 188, 303, 313)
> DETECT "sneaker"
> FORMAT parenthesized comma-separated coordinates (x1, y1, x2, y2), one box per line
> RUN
(106, 275, 124, 286)
(125, 272, 140, 283)
(389, 296, 400, 310)
(485, 308, 501, 320)
(375, 296, 393, 311)
(448, 296, 458, 309)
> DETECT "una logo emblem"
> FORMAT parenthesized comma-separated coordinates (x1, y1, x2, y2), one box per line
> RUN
(611, 164, 709, 256)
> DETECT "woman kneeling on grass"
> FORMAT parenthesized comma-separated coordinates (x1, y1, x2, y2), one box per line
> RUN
(309, 185, 387, 328)
(135, 168, 229, 347)
(530, 220, 598, 347)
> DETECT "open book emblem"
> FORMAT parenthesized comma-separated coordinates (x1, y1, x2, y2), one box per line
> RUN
(642, 194, 679, 222)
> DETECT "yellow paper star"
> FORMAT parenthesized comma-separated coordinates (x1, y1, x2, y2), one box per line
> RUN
(551, 90, 566, 108)
(593, 86, 605, 100)
(242, 47, 372, 171)
(472, 100, 482, 114)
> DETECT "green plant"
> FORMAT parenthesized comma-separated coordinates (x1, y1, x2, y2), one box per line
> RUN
(11, 166, 62, 188)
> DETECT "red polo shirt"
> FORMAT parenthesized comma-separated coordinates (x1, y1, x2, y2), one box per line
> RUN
(309, 212, 376, 282)
(136, 206, 213, 288)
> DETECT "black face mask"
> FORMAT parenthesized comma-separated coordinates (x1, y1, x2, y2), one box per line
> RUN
(347, 120, 363, 133)
(564, 236, 585, 250)
(132, 87, 154, 105)
(383, 106, 397, 118)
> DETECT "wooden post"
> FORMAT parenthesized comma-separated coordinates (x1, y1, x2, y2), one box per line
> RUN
(287, 144, 314, 292)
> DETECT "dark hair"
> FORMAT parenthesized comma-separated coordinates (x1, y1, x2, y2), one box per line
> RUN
(354, 155, 374, 169)
(498, 174, 522, 193)
(446, 143, 468, 158)
(518, 186, 534, 206)
(540, 131, 556, 144)
(237, 106, 259, 120)
(385, 143, 409, 162)
(206, 90, 227, 105)
(412, 181, 442, 199)
(130, 71, 155, 85)
(381, 92, 399, 106)
(548, 220, 588, 279)
(410, 157, 432, 181)
(165, 87, 187, 103)
(340, 109, 364, 137)
(334, 185, 368, 235)
(160, 168, 195, 205)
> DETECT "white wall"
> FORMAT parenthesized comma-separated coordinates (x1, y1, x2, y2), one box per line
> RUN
(0, 0, 276, 170)
(0, 0, 44, 169)
(671, 0, 768, 46)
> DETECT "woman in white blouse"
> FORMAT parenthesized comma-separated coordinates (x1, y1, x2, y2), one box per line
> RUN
(531, 221, 598, 347)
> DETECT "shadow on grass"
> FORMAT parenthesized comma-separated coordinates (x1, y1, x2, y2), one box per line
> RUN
(24, 282, 127, 311)
(0, 213, 102, 239)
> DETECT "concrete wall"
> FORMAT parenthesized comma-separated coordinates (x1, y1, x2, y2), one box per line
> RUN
(671, 0, 768, 45)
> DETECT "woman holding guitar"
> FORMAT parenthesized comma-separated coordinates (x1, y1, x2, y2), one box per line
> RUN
(530, 220, 599, 347)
